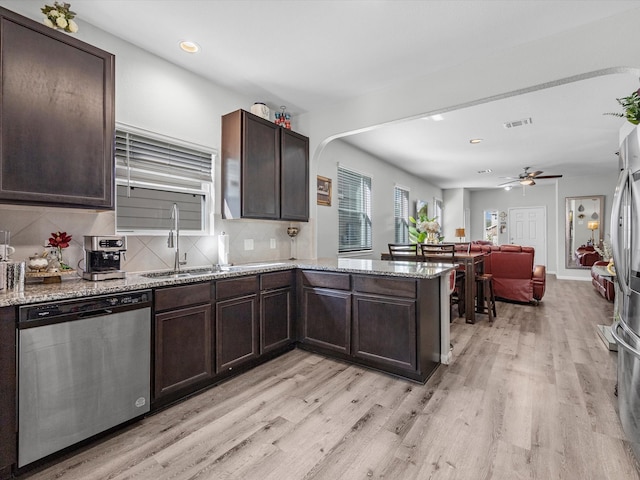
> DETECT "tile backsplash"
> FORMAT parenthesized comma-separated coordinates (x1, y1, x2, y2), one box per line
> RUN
(1, 206, 313, 276)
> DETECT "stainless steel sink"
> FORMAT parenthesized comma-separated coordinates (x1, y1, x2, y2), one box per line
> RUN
(141, 262, 290, 279)
(142, 268, 218, 279)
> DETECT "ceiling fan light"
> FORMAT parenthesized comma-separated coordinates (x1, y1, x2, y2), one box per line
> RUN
(520, 178, 535, 186)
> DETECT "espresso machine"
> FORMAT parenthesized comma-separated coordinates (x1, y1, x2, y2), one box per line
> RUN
(82, 235, 127, 281)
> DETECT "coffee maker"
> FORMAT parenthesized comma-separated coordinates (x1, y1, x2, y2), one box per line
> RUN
(82, 235, 127, 281)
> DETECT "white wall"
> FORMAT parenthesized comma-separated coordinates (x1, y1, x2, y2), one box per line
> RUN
(316, 140, 441, 259)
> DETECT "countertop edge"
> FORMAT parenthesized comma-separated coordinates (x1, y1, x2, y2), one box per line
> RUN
(0, 259, 455, 307)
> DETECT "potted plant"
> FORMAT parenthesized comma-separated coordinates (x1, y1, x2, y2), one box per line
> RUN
(605, 89, 640, 125)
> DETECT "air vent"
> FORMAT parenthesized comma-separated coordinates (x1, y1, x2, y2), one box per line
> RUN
(503, 117, 533, 129)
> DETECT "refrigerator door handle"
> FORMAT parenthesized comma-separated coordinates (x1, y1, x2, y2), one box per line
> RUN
(611, 168, 631, 296)
(611, 320, 640, 357)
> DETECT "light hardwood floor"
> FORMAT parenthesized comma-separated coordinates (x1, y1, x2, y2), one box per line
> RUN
(22, 275, 640, 480)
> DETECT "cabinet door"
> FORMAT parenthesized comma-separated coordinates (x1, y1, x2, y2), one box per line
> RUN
(0, 11, 114, 209)
(352, 294, 417, 372)
(261, 287, 293, 353)
(154, 304, 213, 399)
(280, 128, 309, 221)
(300, 287, 351, 354)
(242, 113, 280, 219)
(216, 294, 259, 372)
(0, 307, 15, 479)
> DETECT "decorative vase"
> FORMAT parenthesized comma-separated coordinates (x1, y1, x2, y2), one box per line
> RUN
(425, 231, 439, 244)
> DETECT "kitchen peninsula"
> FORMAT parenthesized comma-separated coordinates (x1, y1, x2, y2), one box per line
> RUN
(0, 258, 453, 477)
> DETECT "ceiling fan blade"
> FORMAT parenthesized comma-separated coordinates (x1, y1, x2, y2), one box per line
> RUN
(498, 179, 518, 186)
(534, 174, 563, 179)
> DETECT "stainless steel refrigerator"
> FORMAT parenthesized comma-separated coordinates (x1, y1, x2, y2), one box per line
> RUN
(611, 126, 640, 461)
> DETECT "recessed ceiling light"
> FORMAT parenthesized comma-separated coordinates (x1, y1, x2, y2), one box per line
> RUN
(179, 41, 200, 53)
(504, 186, 513, 191)
(422, 114, 444, 121)
(469, 138, 483, 144)
(477, 169, 492, 174)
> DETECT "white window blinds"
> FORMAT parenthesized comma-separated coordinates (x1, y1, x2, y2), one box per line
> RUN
(394, 185, 409, 243)
(115, 128, 213, 189)
(114, 126, 214, 233)
(338, 167, 372, 252)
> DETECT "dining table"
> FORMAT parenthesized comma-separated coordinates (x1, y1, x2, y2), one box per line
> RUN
(381, 249, 489, 324)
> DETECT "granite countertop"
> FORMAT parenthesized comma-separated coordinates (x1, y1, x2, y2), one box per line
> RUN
(0, 258, 455, 307)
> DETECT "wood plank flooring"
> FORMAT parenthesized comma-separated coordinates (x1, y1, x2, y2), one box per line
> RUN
(21, 275, 640, 479)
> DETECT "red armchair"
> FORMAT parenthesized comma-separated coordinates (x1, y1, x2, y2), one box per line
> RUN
(575, 245, 600, 267)
(591, 261, 615, 302)
(484, 245, 546, 304)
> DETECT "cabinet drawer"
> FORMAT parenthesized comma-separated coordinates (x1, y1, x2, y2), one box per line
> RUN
(352, 275, 416, 299)
(216, 275, 259, 300)
(155, 282, 212, 311)
(261, 270, 294, 290)
(300, 270, 350, 290)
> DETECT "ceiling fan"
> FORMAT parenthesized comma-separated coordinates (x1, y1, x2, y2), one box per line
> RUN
(498, 167, 563, 187)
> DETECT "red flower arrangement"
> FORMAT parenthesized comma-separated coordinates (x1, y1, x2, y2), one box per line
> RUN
(48, 231, 72, 249)
(48, 231, 72, 269)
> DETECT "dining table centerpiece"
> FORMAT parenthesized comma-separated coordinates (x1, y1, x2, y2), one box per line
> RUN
(409, 214, 441, 244)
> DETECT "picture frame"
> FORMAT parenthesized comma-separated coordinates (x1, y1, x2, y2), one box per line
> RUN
(317, 175, 332, 206)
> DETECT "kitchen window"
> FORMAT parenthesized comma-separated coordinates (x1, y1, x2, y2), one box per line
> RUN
(114, 124, 215, 234)
(338, 166, 372, 253)
(394, 185, 410, 243)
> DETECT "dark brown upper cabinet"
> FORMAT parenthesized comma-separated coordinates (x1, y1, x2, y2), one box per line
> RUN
(221, 109, 309, 221)
(0, 8, 115, 209)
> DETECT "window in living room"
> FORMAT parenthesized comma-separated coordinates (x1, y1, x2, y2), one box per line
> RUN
(394, 185, 410, 243)
(484, 210, 498, 244)
(338, 166, 372, 253)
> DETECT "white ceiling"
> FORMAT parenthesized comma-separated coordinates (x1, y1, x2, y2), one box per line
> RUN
(4, 0, 640, 189)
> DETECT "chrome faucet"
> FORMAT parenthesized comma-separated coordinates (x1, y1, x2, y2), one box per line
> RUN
(168, 203, 187, 272)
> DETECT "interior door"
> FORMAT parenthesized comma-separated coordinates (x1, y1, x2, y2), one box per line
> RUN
(508, 206, 547, 266)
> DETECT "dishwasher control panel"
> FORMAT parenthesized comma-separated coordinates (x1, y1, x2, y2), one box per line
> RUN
(19, 290, 152, 323)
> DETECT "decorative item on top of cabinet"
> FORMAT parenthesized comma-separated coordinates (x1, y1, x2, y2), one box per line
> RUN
(0, 7, 115, 209)
(221, 109, 309, 221)
(41, 2, 78, 33)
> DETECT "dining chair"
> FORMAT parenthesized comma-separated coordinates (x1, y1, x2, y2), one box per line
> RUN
(387, 243, 419, 260)
(419, 244, 465, 317)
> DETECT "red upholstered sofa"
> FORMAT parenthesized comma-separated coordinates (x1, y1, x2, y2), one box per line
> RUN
(591, 260, 615, 302)
(458, 243, 546, 304)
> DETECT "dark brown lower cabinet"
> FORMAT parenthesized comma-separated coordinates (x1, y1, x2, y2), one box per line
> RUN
(260, 270, 295, 354)
(0, 307, 15, 480)
(352, 294, 417, 371)
(154, 304, 213, 399)
(216, 294, 259, 372)
(261, 287, 293, 353)
(300, 287, 351, 354)
(153, 282, 213, 402)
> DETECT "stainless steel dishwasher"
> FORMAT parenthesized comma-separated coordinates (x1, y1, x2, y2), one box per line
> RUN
(17, 290, 152, 468)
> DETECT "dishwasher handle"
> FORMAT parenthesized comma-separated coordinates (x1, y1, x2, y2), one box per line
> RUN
(78, 309, 113, 319)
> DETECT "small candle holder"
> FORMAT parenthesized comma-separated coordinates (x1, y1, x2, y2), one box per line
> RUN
(287, 226, 299, 260)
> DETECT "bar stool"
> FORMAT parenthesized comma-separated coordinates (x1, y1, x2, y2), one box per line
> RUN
(475, 273, 496, 323)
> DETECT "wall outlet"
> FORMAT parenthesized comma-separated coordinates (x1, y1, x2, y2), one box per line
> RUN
(244, 239, 254, 250)
(270, 238, 276, 249)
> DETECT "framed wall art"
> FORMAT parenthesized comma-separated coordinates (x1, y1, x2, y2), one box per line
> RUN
(317, 175, 332, 206)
